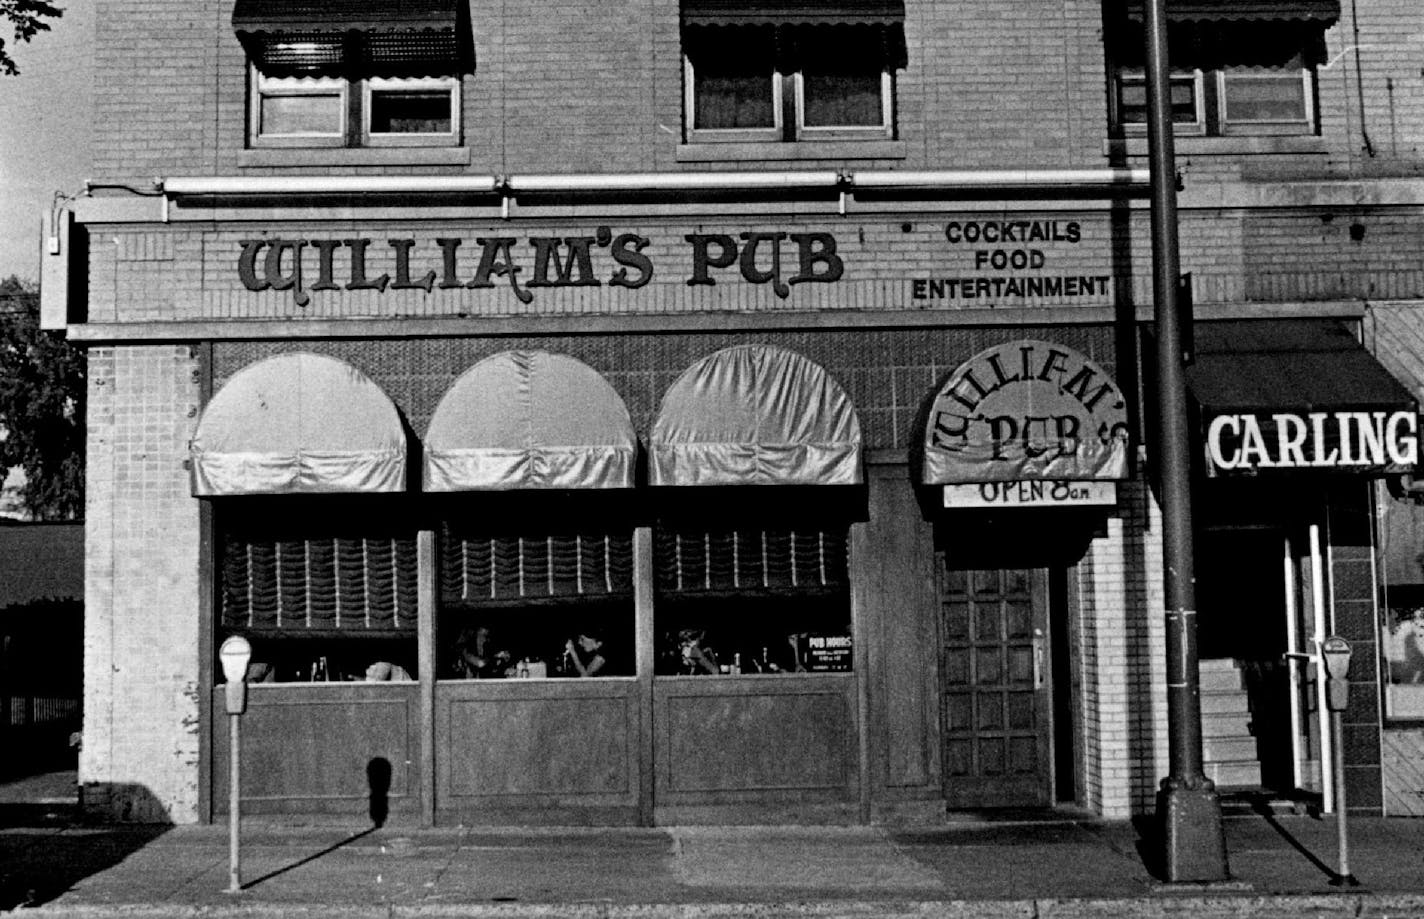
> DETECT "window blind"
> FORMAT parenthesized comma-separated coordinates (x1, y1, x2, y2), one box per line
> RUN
(655, 526, 848, 593)
(221, 534, 418, 630)
(441, 530, 634, 604)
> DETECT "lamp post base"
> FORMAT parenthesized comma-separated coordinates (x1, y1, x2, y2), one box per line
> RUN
(1157, 782, 1230, 883)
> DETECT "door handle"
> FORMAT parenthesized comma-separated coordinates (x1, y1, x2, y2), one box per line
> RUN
(1032, 628, 1045, 689)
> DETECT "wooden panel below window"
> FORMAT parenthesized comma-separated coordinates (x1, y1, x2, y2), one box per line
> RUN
(654, 674, 856, 803)
(212, 683, 417, 815)
(435, 679, 641, 822)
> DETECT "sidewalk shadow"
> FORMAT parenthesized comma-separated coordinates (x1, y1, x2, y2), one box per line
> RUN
(1131, 815, 1167, 881)
(241, 826, 377, 891)
(241, 756, 390, 892)
(0, 782, 171, 911)
(1240, 792, 1337, 881)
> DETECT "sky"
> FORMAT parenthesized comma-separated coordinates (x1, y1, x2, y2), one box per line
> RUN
(0, 1, 93, 283)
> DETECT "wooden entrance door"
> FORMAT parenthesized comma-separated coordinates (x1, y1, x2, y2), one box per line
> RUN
(938, 565, 1053, 807)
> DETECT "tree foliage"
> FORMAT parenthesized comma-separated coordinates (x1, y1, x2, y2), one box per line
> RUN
(0, 0, 62, 76)
(0, 277, 83, 520)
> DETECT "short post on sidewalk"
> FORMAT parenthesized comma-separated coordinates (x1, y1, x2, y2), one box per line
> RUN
(218, 636, 253, 895)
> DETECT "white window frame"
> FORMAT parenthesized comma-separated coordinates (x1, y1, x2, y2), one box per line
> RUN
(793, 69, 893, 140)
(250, 69, 347, 148)
(1217, 67, 1315, 135)
(362, 76, 461, 147)
(250, 66, 462, 149)
(683, 54, 783, 144)
(1117, 68, 1206, 136)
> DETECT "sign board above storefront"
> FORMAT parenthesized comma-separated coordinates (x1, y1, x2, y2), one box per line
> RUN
(236, 229, 843, 307)
(1204, 410, 1419, 475)
(922, 340, 1131, 484)
(942, 481, 1117, 509)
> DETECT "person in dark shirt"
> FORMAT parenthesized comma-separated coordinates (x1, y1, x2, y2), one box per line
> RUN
(564, 630, 609, 677)
(455, 624, 511, 678)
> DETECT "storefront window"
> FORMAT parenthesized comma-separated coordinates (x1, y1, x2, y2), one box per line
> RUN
(438, 503, 635, 679)
(653, 490, 853, 676)
(1383, 584, 1424, 719)
(216, 497, 419, 683)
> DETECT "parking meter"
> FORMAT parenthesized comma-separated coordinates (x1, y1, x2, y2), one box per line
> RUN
(1321, 636, 1352, 713)
(219, 636, 252, 715)
(217, 635, 252, 894)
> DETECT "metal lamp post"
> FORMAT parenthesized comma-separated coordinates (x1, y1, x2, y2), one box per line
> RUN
(218, 635, 253, 894)
(1141, 0, 1230, 883)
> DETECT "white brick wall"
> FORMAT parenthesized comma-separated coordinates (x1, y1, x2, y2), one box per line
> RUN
(1075, 475, 1167, 818)
(81, 345, 205, 823)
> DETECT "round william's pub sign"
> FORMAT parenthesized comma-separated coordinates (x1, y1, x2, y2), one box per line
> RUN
(922, 340, 1130, 484)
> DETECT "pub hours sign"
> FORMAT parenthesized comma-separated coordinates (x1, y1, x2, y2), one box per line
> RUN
(922, 340, 1131, 484)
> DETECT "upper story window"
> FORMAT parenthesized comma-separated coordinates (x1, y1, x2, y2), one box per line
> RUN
(233, 0, 469, 149)
(681, 0, 906, 145)
(1106, 3, 1336, 138)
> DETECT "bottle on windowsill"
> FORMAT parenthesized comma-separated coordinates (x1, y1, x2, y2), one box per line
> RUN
(731, 652, 742, 675)
(313, 656, 328, 682)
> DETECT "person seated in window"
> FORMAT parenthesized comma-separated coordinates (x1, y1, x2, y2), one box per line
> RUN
(364, 660, 413, 682)
(563, 631, 609, 677)
(677, 628, 720, 675)
(455, 624, 510, 679)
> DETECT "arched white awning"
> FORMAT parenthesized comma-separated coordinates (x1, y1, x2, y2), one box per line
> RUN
(650, 344, 862, 487)
(190, 353, 407, 496)
(423, 351, 637, 491)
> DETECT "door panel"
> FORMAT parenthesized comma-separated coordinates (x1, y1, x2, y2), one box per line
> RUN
(939, 565, 1052, 807)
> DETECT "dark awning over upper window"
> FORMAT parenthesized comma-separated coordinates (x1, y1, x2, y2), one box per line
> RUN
(232, 0, 459, 34)
(1121, 0, 1340, 22)
(682, 0, 905, 27)
(1185, 321, 1418, 476)
(233, 0, 462, 69)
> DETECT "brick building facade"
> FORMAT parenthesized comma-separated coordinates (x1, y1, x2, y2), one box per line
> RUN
(48, 0, 1424, 824)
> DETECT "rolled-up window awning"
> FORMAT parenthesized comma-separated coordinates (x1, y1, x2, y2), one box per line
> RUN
(650, 344, 862, 487)
(1120, 0, 1340, 22)
(682, 0, 905, 27)
(232, 0, 461, 69)
(424, 351, 637, 491)
(191, 353, 407, 496)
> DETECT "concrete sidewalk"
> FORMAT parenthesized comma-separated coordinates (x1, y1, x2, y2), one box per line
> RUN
(4, 793, 1424, 918)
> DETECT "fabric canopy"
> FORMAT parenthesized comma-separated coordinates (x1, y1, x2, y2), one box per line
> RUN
(682, 0, 905, 27)
(1187, 321, 1413, 414)
(650, 345, 862, 487)
(190, 353, 407, 496)
(423, 351, 637, 491)
(1121, 0, 1340, 21)
(1185, 320, 1418, 475)
(921, 339, 1131, 484)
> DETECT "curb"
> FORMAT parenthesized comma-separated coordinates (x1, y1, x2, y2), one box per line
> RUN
(16, 894, 1424, 919)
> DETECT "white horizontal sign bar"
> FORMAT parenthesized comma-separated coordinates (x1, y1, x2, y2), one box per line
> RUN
(943, 481, 1117, 509)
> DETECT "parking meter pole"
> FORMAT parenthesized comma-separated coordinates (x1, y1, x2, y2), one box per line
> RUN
(229, 712, 241, 893)
(1331, 707, 1355, 886)
(1319, 635, 1358, 887)
(218, 635, 251, 896)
